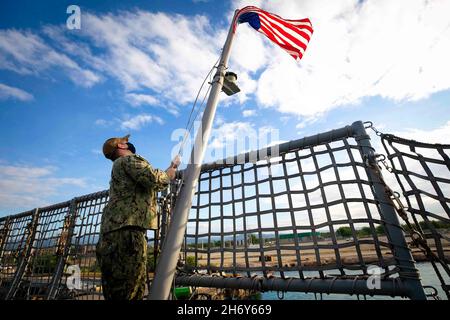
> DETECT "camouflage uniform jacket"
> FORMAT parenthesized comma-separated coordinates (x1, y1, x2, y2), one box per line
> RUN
(100, 154, 170, 234)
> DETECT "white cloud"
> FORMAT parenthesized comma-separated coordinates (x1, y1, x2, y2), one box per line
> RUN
(242, 109, 256, 117)
(393, 121, 450, 145)
(95, 113, 165, 130)
(120, 113, 164, 130)
(91, 149, 103, 156)
(0, 29, 100, 87)
(0, 164, 55, 179)
(230, 23, 268, 73)
(232, 71, 258, 104)
(124, 92, 179, 115)
(4, 2, 450, 121)
(125, 93, 159, 107)
(296, 117, 318, 130)
(230, 0, 450, 117)
(74, 11, 224, 105)
(37, 11, 229, 114)
(209, 121, 256, 149)
(0, 163, 88, 212)
(0, 83, 34, 102)
(370, 121, 450, 161)
(203, 121, 279, 162)
(94, 119, 113, 127)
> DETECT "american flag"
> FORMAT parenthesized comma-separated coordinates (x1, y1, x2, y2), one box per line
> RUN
(233, 6, 313, 60)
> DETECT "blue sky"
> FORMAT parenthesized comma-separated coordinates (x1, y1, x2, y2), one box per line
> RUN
(0, 0, 449, 216)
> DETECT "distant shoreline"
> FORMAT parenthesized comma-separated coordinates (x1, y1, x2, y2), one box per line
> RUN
(189, 234, 450, 270)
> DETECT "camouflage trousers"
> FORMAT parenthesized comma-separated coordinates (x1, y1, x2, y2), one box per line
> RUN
(96, 227, 148, 300)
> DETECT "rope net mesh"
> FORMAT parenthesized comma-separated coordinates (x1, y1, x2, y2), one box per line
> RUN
(0, 191, 160, 300)
(19, 204, 71, 299)
(381, 134, 450, 264)
(0, 212, 34, 296)
(182, 137, 395, 279)
(66, 193, 108, 300)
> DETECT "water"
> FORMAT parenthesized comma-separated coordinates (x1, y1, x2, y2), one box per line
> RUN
(261, 262, 449, 300)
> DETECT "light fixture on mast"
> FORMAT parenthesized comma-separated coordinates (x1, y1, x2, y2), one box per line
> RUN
(222, 71, 240, 96)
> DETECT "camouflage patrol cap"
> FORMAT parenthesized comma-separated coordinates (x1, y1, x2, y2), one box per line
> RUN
(102, 134, 130, 159)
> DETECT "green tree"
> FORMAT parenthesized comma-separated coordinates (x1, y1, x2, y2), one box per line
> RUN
(321, 232, 331, 239)
(358, 226, 372, 237)
(419, 220, 450, 230)
(185, 256, 196, 267)
(401, 223, 411, 232)
(376, 225, 385, 235)
(89, 263, 101, 273)
(336, 226, 352, 238)
(249, 234, 259, 244)
(147, 251, 156, 272)
(32, 253, 58, 274)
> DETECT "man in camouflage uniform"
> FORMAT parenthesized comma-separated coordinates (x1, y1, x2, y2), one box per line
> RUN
(96, 134, 179, 300)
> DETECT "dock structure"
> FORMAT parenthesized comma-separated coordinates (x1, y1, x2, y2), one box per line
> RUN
(0, 120, 448, 300)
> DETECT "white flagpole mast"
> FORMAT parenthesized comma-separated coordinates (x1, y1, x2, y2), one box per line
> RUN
(149, 10, 239, 300)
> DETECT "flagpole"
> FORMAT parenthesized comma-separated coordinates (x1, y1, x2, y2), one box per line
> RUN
(149, 10, 239, 300)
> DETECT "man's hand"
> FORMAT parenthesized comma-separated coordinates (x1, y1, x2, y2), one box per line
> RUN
(166, 155, 180, 180)
(166, 167, 177, 180)
(171, 155, 181, 169)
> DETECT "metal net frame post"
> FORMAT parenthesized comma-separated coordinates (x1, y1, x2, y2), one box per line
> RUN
(352, 121, 427, 300)
(46, 199, 78, 300)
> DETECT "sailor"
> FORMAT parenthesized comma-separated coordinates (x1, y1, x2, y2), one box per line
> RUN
(96, 134, 180, 300)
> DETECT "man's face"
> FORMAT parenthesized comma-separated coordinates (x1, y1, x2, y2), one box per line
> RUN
(114, 142, 136, 158)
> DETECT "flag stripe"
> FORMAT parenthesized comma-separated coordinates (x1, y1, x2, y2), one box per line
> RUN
(259, 19, 306, 57)
(258, 17, 305, 58)
(258, 21, 304, 59)
(259, 24, 303, 60)
(258, 11, 312, 41)
(285, 18, 314, 33)
(235, 6, 313, 61)
(259, 15, 307, 52)
(257, 21, 302, 59)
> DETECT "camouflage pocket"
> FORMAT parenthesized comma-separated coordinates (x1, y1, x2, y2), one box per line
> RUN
(96, 234, 117, 258)
(125, 230, 145, 256)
